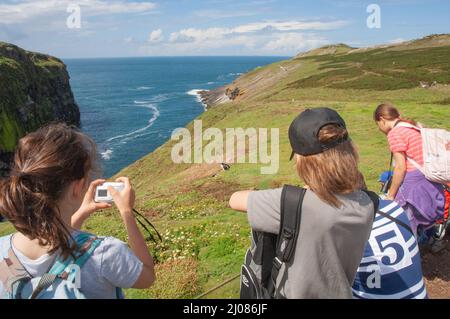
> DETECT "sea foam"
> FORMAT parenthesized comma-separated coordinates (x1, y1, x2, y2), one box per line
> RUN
(105, 102, 160, 144)
(187, 89, 208, 110)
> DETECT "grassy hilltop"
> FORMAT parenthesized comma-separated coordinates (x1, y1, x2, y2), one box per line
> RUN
(1, 34, 450, 298)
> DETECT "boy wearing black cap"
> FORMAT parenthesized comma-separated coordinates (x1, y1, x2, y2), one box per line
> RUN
(229, 107, 374, 298)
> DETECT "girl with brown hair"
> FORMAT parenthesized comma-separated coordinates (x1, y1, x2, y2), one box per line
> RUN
(373, 102, 445, 237)
(229, 107, 374, 298)
(0, 123, 155, 298)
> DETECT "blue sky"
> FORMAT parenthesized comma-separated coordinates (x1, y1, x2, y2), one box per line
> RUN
(0, 0, 449, 58)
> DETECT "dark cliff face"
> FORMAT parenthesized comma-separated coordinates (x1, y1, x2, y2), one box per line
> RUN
(0, 42, 80, 176)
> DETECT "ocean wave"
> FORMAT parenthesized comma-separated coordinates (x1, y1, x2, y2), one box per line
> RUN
(129, 86, 153, 91)
(122, 128, 158, 142)
(187, 89, 203, 96)
(187, 89, 204, 102)
(187, 89, 208, 111)
(101, 149, 113, 161)
(134, 93, 170, 105)
(105, 103, 160, 144)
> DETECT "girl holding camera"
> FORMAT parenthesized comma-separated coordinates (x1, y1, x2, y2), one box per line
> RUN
(0, 123, 155, 298)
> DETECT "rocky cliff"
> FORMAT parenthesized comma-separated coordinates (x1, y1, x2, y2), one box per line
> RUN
(0, 42, 80, 176)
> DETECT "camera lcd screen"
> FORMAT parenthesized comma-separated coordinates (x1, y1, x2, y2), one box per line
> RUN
(97, 189, 108, 197)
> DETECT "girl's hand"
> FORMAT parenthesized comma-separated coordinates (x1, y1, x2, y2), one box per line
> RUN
(108, 177, 135, 219)
(72, 179, 112, 228)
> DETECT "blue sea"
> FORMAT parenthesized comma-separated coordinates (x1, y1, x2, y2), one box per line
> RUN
(65, 56, 287, 177)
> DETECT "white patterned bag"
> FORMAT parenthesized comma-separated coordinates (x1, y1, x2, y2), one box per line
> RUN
(397, 122, 450, 184)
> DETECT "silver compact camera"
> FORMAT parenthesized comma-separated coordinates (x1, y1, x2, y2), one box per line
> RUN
(94, 182, 124, 203)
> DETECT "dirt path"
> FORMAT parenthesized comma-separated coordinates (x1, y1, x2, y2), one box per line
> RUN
(422, 236, 450, 298)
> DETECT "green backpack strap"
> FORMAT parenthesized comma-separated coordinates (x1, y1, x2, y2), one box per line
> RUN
(46, 233, 103, 276)
(30, 233, 104, 299)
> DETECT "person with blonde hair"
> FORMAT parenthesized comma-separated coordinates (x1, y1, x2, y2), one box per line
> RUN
(230, 107, 374, 299)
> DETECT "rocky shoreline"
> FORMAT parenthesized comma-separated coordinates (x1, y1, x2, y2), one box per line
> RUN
(197, 87, 229, 110)
(198, 85, 243, 109)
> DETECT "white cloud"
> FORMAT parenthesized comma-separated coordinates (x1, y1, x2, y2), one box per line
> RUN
(143, 19, 345, 55)
(148, 29, 163, 42)
(140, 30, 328, 56)
(169, 27, 228, 43)
(262, 33, 328, 53)
(169, 20, 348, 43)
(233, 20, 348, 33)
(0, 0, 157, 24)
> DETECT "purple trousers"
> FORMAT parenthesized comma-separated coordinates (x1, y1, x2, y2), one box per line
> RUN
(395, 169, 446, 236)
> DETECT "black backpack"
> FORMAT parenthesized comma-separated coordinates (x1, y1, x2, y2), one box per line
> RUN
(239, 185, 379, 299)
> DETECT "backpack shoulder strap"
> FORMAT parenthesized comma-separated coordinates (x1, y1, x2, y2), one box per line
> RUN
(268, 185, 306, 298)
(48, 233, 104, 278)
(362, 190, 380, 219)
(0, 235, 32, 298)
(405, 156, 425, 172)
(30, 233, 103, 299)
(392, 121, 424, 171)
(395, 121, 421, 131)
(72, 233, 104, 269)
(361, 192, 414, 235)
(377, 210, 414, 235)
(389, 129, 425, 173)
(277, 185, 306, 261)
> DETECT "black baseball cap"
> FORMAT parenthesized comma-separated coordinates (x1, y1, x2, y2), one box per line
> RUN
(288, 107, 348, 159)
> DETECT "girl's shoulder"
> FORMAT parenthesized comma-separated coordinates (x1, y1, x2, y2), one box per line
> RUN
(77, 232, 135, 266)
(336, 190, 376, 216)
(96, 236, 131, 254)
(389, 125, 410, 136)
(72, 230, 128, 255)
(389, 124, 421, 137)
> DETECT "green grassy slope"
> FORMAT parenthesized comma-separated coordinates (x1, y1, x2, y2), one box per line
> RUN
(1, 35, 449, 298)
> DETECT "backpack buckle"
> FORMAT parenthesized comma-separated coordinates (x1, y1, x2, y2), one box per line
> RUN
(273, 257, 282, 270)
